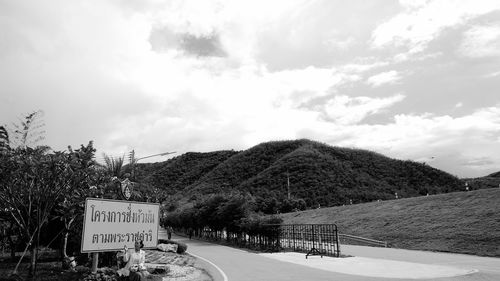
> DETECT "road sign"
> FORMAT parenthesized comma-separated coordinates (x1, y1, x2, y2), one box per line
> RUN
(81, 198, 159, 253)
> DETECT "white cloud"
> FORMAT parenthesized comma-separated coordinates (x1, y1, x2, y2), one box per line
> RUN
(341, 60, 389, 73)
(484, 70, 500, 78)
(2, 0, 499, 178)
(322, 94, 405, 125)
(147, 0, 310, 63)
(102, 62, 361, 156)
(313, 106, 500, 177)
(459, 24, 500, 58)
(371, 0, 500, 54)
(324, 36, 356, 51)
(366, 70, 402, 87)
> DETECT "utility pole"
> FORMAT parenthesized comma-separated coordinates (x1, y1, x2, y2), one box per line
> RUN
(286, 170, 291, 200)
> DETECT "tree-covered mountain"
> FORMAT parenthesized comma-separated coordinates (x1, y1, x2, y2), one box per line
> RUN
(463, 170, 500, 190)
(487, 171, 500, 178)
(136, 150, 238, 195)
(135, 139, 466, 211)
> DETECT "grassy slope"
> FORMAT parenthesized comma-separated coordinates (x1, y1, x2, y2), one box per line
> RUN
(279, 188, 500, 257)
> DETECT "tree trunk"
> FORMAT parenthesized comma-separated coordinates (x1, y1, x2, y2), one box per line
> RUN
(61, 217, 76, 269)
(61, 231, 71, 269)
(29, 247, 37, 277)
(62, 218, 74, 258)
(8, 235, 16, 262)
(62, 232, 69, 258)
(7, 223, 16, 262)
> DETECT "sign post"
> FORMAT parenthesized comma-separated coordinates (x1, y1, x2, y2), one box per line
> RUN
(81, 198, 160, 271)
(91, 253, 98, 273)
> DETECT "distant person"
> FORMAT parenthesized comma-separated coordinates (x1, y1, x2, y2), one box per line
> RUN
(188, 227, 193, 240)
(117, 240, 149, 281)
(167, 226, 173, 240)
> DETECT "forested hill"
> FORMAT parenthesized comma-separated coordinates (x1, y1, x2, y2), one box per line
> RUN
(135, 150, 238, 195)
(489, 171, 500, 177)
(135, 139, 465, 209)
(463, 170, 500, 190)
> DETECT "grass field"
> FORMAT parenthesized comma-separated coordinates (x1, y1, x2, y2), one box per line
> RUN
(279, 188, 500, 257)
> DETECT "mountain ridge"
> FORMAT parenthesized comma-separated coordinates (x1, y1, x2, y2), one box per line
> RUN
(136, 139, 471, 210)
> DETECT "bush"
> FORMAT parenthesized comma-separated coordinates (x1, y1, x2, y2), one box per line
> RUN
(157, 239, 188, 254)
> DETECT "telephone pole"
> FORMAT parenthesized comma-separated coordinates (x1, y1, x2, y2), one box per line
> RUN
(286, 170, 291, 200)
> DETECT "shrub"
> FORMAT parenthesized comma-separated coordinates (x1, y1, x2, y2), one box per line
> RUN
(158, 239, 188, 254)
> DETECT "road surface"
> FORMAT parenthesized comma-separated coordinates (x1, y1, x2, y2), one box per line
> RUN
(158, 229, 500, 281)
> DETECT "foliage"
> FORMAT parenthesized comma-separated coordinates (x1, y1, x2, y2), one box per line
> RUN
(488, 171, 500, 177)
(102, 153, 126, 178)
(139, 151, 237, 195)
(464, 176, 500, 190)
(0, 126, 9, 151)
(0, 111, 116, 275)
(135, 139, 465, 212)
(239, 215, 283, 236)
(7, 110, 46, 149)
(162, 193, 284, 243)
(0, 147, 73, 275)
(55, 142, 108, 259)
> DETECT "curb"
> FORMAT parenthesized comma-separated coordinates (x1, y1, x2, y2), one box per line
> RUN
(188, 251, 228, 281)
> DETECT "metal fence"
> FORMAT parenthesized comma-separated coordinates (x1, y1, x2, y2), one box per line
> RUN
(277, 224, 340, 258)
(187, 223, 341, 258)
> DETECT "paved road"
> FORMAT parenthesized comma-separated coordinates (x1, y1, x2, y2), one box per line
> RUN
(341, 245, 500, 279)
(158, 229, 500, 281)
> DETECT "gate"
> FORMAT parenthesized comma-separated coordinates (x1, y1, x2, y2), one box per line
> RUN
(186, 223, 341, 258)
(274, 224, 340, 258)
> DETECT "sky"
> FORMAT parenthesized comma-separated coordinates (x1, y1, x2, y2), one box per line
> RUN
(1, 0, 499, 178)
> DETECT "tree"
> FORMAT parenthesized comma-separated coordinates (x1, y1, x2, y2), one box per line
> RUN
(0, 147, 72, 276)
(0, 125, 9, 151)
(102, 153, 125, 178)
(8, 110, 46, 149)
(216, 194, 252, 234)
(54, 142, 107, 267)
(0, 110, 52, 276)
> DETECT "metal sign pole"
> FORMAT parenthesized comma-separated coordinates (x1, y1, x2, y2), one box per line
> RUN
(91, 252, 99, 273)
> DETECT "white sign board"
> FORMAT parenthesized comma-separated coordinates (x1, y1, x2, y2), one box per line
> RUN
(81, 198, 160, 253)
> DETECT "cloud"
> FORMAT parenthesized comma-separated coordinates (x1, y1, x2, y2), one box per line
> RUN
(144, 0, 311, 65)
(461, 157, 495, 167)
(366, 70, 402, 87)
(459, 24, 500, 58)
(254, 0, 400, 71)
(371, 0, 500, 56)
(149, 25, 227, 57)
(484, 70, 500, 78)
(315, 105, 500, 176)
(2, 0, 499, 179)
(324, 36, 356, 51)
(322, 94, 405, 125)
(341, 60, 389, 73)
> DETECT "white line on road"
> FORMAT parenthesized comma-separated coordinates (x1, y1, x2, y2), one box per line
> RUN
(188, 251, 229, 281)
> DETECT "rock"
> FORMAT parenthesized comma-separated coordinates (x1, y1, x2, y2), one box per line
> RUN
(157, 243, 178, 253)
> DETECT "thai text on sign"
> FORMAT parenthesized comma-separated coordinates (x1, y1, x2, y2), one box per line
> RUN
(81, 198, 160, 253)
